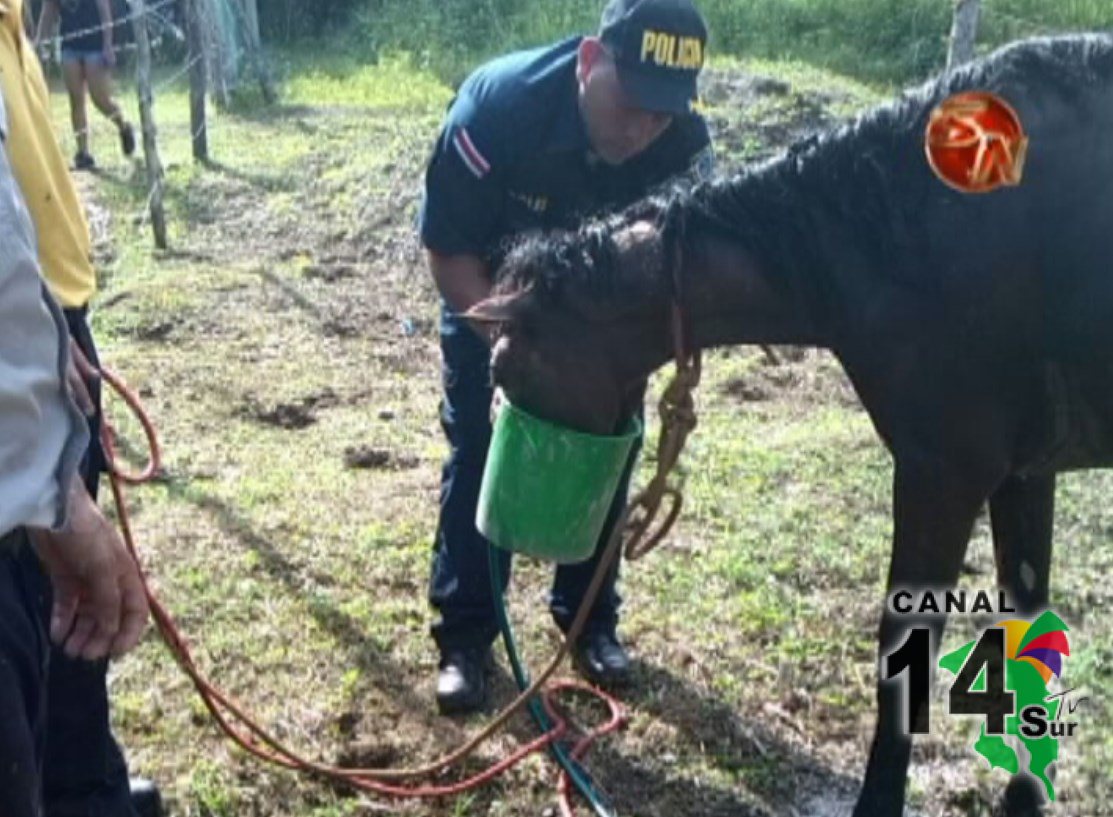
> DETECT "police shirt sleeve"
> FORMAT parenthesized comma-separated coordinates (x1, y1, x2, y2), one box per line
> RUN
(418, 93, 505, 256)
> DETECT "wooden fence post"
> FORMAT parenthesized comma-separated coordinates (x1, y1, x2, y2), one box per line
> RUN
(947, 0, 982, 69)
(201, 0, 232, 108)
(231, 0, 277, 104)
(186, 0, 208, 161)
(131, 0, 168, 248)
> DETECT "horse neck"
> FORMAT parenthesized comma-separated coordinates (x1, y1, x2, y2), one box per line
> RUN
(605, 223, 834, 389)
(681, 225, 832, 352)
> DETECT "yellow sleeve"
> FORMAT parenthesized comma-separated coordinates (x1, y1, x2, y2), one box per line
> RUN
(0, 6, 98, 308)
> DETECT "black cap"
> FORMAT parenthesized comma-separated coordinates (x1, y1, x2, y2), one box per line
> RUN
(599, 0, 708, 115)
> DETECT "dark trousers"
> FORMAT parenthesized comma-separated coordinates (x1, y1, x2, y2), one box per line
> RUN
(0, 531, 51, 817)
(35, 308, 136, 817)
(428, 306, 638, 653)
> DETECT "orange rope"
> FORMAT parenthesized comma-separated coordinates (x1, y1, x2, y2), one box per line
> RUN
(98, 365, 626, 807)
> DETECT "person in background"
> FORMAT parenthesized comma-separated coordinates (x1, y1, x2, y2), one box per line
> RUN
(419, 0, 714, 715)
(0, 81, 149, 817)
(36, 0, 135, 169)
(1, 1, 160, 814)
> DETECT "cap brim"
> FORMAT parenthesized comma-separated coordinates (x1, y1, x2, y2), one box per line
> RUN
(615, 64, 696, 116)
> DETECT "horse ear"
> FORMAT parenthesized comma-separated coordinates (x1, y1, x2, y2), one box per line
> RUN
(465, 289, 531, 325)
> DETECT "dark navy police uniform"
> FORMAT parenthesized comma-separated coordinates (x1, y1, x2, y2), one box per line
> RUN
(420, 36, 712, 653)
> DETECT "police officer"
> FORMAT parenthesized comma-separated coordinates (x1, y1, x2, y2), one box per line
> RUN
(420, 0, 714, 715)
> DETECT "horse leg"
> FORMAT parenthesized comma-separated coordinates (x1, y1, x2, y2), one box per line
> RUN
(852, 459, 992, 817)
(989, 473, 1054, 615)
(989, 473, 1056, 817)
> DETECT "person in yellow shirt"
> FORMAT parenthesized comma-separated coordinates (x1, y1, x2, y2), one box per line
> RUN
(0, 2, 160, 815)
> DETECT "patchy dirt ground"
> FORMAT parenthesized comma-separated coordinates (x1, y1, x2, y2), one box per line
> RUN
(63, 55, 1113, 817)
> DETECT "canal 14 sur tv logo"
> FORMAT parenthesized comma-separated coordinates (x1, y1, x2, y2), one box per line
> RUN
(882, 590, 1088, 801)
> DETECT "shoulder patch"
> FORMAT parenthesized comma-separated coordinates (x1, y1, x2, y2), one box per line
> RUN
(452, 126, 492, 180)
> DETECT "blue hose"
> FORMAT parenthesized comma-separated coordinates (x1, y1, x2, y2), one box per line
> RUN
(489, 551, 618, 817)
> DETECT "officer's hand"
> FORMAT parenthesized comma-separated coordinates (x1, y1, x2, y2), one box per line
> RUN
(31, 482, 149, 660)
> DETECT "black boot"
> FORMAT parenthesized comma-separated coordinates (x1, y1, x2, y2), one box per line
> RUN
(436, 648, 489, 715)
(130, 777, 162, 817)
(119, 122, 136, 157)
(573, 630, 631, 687)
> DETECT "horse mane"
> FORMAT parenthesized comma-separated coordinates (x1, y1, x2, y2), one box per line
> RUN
(493, 201, 671, 305)
(678, 34, 1113, 285)
(495, 34, 1113, 305)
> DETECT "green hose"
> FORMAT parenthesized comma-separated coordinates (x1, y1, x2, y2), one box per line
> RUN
(489, 551, 618, 817)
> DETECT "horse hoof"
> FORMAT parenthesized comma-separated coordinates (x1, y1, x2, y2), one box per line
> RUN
(995, 776, 1048, 817)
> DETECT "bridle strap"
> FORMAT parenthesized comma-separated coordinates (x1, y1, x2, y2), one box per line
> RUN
(623, 204, 701, 560)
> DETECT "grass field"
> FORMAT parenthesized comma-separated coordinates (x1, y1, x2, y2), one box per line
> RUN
(52, 45, 1113, 817)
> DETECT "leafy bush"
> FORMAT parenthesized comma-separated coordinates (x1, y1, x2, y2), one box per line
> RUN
(261, 0, 1113, 86)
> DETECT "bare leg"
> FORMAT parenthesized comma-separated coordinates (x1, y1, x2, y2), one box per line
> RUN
(989, 474, 1055, 817)
(61, 59, 89, 157)
(85, 60, 134, 156)
(85, 60, 126, 129)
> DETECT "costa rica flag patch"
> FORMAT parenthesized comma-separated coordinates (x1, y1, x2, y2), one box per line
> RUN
(452, 127, 491, 179)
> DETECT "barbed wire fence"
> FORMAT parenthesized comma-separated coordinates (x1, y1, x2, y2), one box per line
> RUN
(37, 0, 176, 56)
(35, 0, 274, 248)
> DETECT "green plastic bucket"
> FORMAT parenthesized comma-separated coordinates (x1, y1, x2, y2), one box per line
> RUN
(477, 399, 641, 564)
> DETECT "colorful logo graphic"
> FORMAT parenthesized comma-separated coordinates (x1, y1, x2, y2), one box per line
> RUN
(938, 611, 1075, 801)
(885, 606, 1086, 802)
(925, 91, 1029, 193)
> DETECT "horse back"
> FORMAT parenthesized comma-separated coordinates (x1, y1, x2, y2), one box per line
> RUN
(835, 36, 1113, 473)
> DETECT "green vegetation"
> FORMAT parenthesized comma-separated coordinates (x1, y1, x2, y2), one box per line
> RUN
(260, 0, 1113, 85)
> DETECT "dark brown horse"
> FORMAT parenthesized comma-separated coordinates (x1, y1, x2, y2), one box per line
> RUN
(466, 34, 1113, 817)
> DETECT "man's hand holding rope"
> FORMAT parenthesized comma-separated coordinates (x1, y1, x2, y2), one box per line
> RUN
(32, 479, 150, 661)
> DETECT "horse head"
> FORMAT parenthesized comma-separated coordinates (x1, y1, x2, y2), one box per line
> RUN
(467, 215, 672, 436)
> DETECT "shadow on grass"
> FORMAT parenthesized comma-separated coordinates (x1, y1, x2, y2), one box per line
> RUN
(483, 654, 862, 816)
(217, 101, 321, 126)
(199, 158, 300, 193)
(146, 471, 443, 736)
(94, 155, 297, 222)
(111, 432, 860, 814)
(253, 267, 323, 320)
